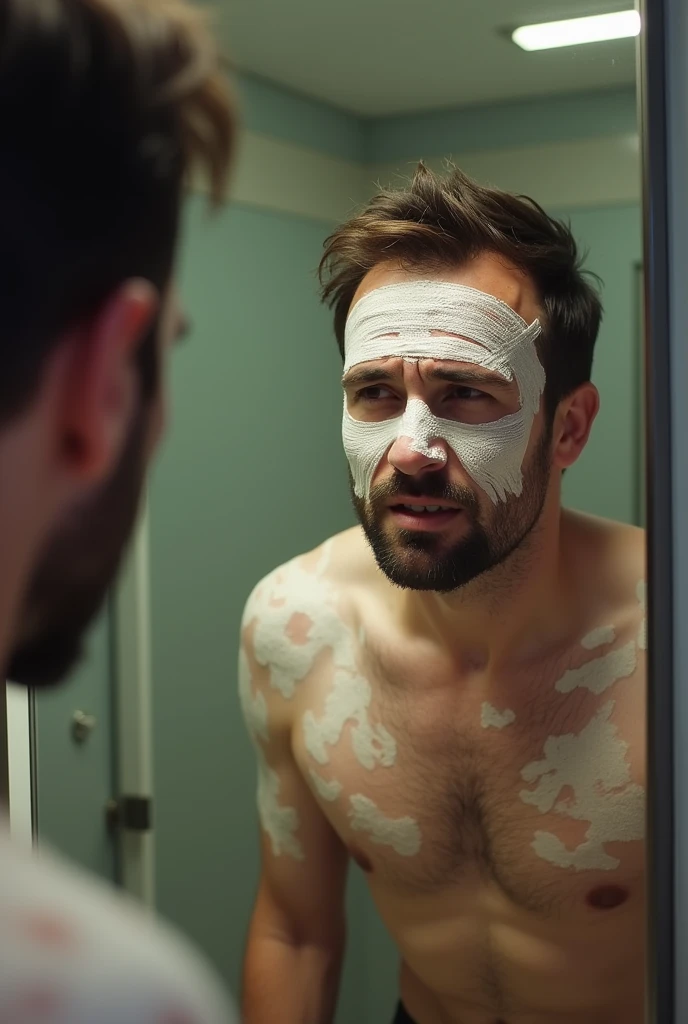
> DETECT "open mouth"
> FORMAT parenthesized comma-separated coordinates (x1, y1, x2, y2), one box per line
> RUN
(388, 503, 463, 531)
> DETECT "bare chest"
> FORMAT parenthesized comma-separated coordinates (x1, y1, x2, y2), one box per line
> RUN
(292, 629, 646, 916)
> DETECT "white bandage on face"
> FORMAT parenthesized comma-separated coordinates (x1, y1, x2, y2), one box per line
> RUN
(342, 281, 545, 503)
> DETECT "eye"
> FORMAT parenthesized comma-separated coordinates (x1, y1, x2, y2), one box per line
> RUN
(355, 385, 397, 402)
(446, 386, 489, 401)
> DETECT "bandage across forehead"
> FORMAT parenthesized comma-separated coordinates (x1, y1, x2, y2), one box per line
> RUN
(342, 281, 545, 503)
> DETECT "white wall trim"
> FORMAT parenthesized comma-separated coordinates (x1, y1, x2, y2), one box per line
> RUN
(192, 129, 367, 224)
(6, 683, 33, 848)
(190, 129, 641, 221)
(112, 504, 156, 910)
(369, 133, 641, 211)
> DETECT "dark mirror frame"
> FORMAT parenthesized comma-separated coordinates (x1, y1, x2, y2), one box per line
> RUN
(639, 0, 687, 1020)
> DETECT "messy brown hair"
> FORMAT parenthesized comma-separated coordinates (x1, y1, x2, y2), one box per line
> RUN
(0, 0, 236, 419)
(319, 163, 603, 422)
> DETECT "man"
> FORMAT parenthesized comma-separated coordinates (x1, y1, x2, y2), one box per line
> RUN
(239, 165, 646, 1024)
(0, 0, 238, 1019)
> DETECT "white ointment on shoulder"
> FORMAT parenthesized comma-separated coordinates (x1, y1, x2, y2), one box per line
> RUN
(555, 640, 637, 696)
(245, 545, 405, 850)
(348, 794, 421, 856)
(581, 625, 616, 650)
(246, 559, 339, 700)
(481, 702, 516, 730)
(520, 701, 645, 870)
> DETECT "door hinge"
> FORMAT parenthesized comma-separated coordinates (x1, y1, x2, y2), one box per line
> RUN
(105, 795, 153, 833)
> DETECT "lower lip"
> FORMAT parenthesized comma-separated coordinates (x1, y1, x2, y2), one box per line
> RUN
(388, 507, 463, 532)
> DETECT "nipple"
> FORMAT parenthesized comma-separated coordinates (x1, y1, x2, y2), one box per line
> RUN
(586, 885, 629, 910)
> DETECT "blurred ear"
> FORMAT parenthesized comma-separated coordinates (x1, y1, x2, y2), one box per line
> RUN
(551, 382, 600, 470)
(56, 279, 159, 485)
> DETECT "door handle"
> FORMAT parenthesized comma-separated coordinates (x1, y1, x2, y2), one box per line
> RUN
(71, 710, 96, 744)
(105, 795, 153, 833)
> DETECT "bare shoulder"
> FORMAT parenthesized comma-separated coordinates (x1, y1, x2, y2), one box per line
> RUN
(240, 527, 373, 697)
(242, 527, 373, 622)
(563, 509, 646, 620)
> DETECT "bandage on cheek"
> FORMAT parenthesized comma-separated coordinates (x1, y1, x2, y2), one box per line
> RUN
(342, 281, 545, 503)
(343, 398, 536, 503)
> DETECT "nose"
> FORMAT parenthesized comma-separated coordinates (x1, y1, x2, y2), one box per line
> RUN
(387, 434, 447, 477)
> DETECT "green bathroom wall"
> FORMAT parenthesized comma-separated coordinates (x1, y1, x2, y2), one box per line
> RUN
(556, 204, 643, 524)
(238, 72, 367, 162)
(365, 86, 636, 162)
(148, 199, 361, 1016)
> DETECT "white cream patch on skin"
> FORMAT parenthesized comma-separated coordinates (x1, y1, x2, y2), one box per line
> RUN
(481, 702, 516, 730)
(348, 794, 421, 856)
(303, 669, 397, 769)
(257, 760, 305, 861)
(309, 769, 343, 802)
(555, 640, 637, 696)
(243, 547, 415, 847)
(581, 625, 616, 650)
(244, 550, 399, 773)
(238, 649, 269, 743)
(245, 561, 338, 700)
(520, 701, 645, 870)
(239, 648, 304, 860)
(637, 580, 647, 651)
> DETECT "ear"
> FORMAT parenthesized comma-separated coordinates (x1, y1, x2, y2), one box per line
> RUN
(551, 382, 600, 470)
(58, 279, 159, 485)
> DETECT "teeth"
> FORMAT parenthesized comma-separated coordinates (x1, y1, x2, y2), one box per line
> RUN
(403, 504, 444, 513)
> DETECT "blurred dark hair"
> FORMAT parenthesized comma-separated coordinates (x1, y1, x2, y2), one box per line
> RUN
(0, 0, 235, 421)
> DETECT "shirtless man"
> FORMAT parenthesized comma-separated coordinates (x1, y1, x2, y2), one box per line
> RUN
(239, 165, 646, 1024)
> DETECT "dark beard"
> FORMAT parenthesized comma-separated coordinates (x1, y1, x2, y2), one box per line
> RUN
(7, 406, 149, 687)
(352, 432, 552, 593)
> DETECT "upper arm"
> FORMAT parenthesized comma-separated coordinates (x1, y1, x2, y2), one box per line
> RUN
(239, 578, 348, 945)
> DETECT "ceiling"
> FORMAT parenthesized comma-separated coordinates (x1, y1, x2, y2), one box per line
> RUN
(204, 0, 637, 116)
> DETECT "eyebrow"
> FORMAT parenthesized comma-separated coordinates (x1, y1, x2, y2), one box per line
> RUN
(342, 364, 513, 391)
(342, 366, 396, 386)
(425, 366, 513, 391)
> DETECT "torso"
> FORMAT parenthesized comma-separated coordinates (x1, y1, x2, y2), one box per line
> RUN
(244, 512, 646, 1024)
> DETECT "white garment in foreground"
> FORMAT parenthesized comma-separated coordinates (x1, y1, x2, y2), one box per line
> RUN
(0, 819, 237, 1023)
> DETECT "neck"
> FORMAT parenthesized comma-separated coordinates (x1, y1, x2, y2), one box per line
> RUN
(400, 495, 572, 670)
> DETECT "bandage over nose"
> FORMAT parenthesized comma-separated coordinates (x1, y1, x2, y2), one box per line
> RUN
(342, 281, 545, 503)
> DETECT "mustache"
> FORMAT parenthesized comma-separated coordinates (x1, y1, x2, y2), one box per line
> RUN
(368, 471, 480, 515)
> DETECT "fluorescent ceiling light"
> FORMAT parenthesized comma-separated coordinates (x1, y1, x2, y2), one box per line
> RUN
(512, 10, 641, 51)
